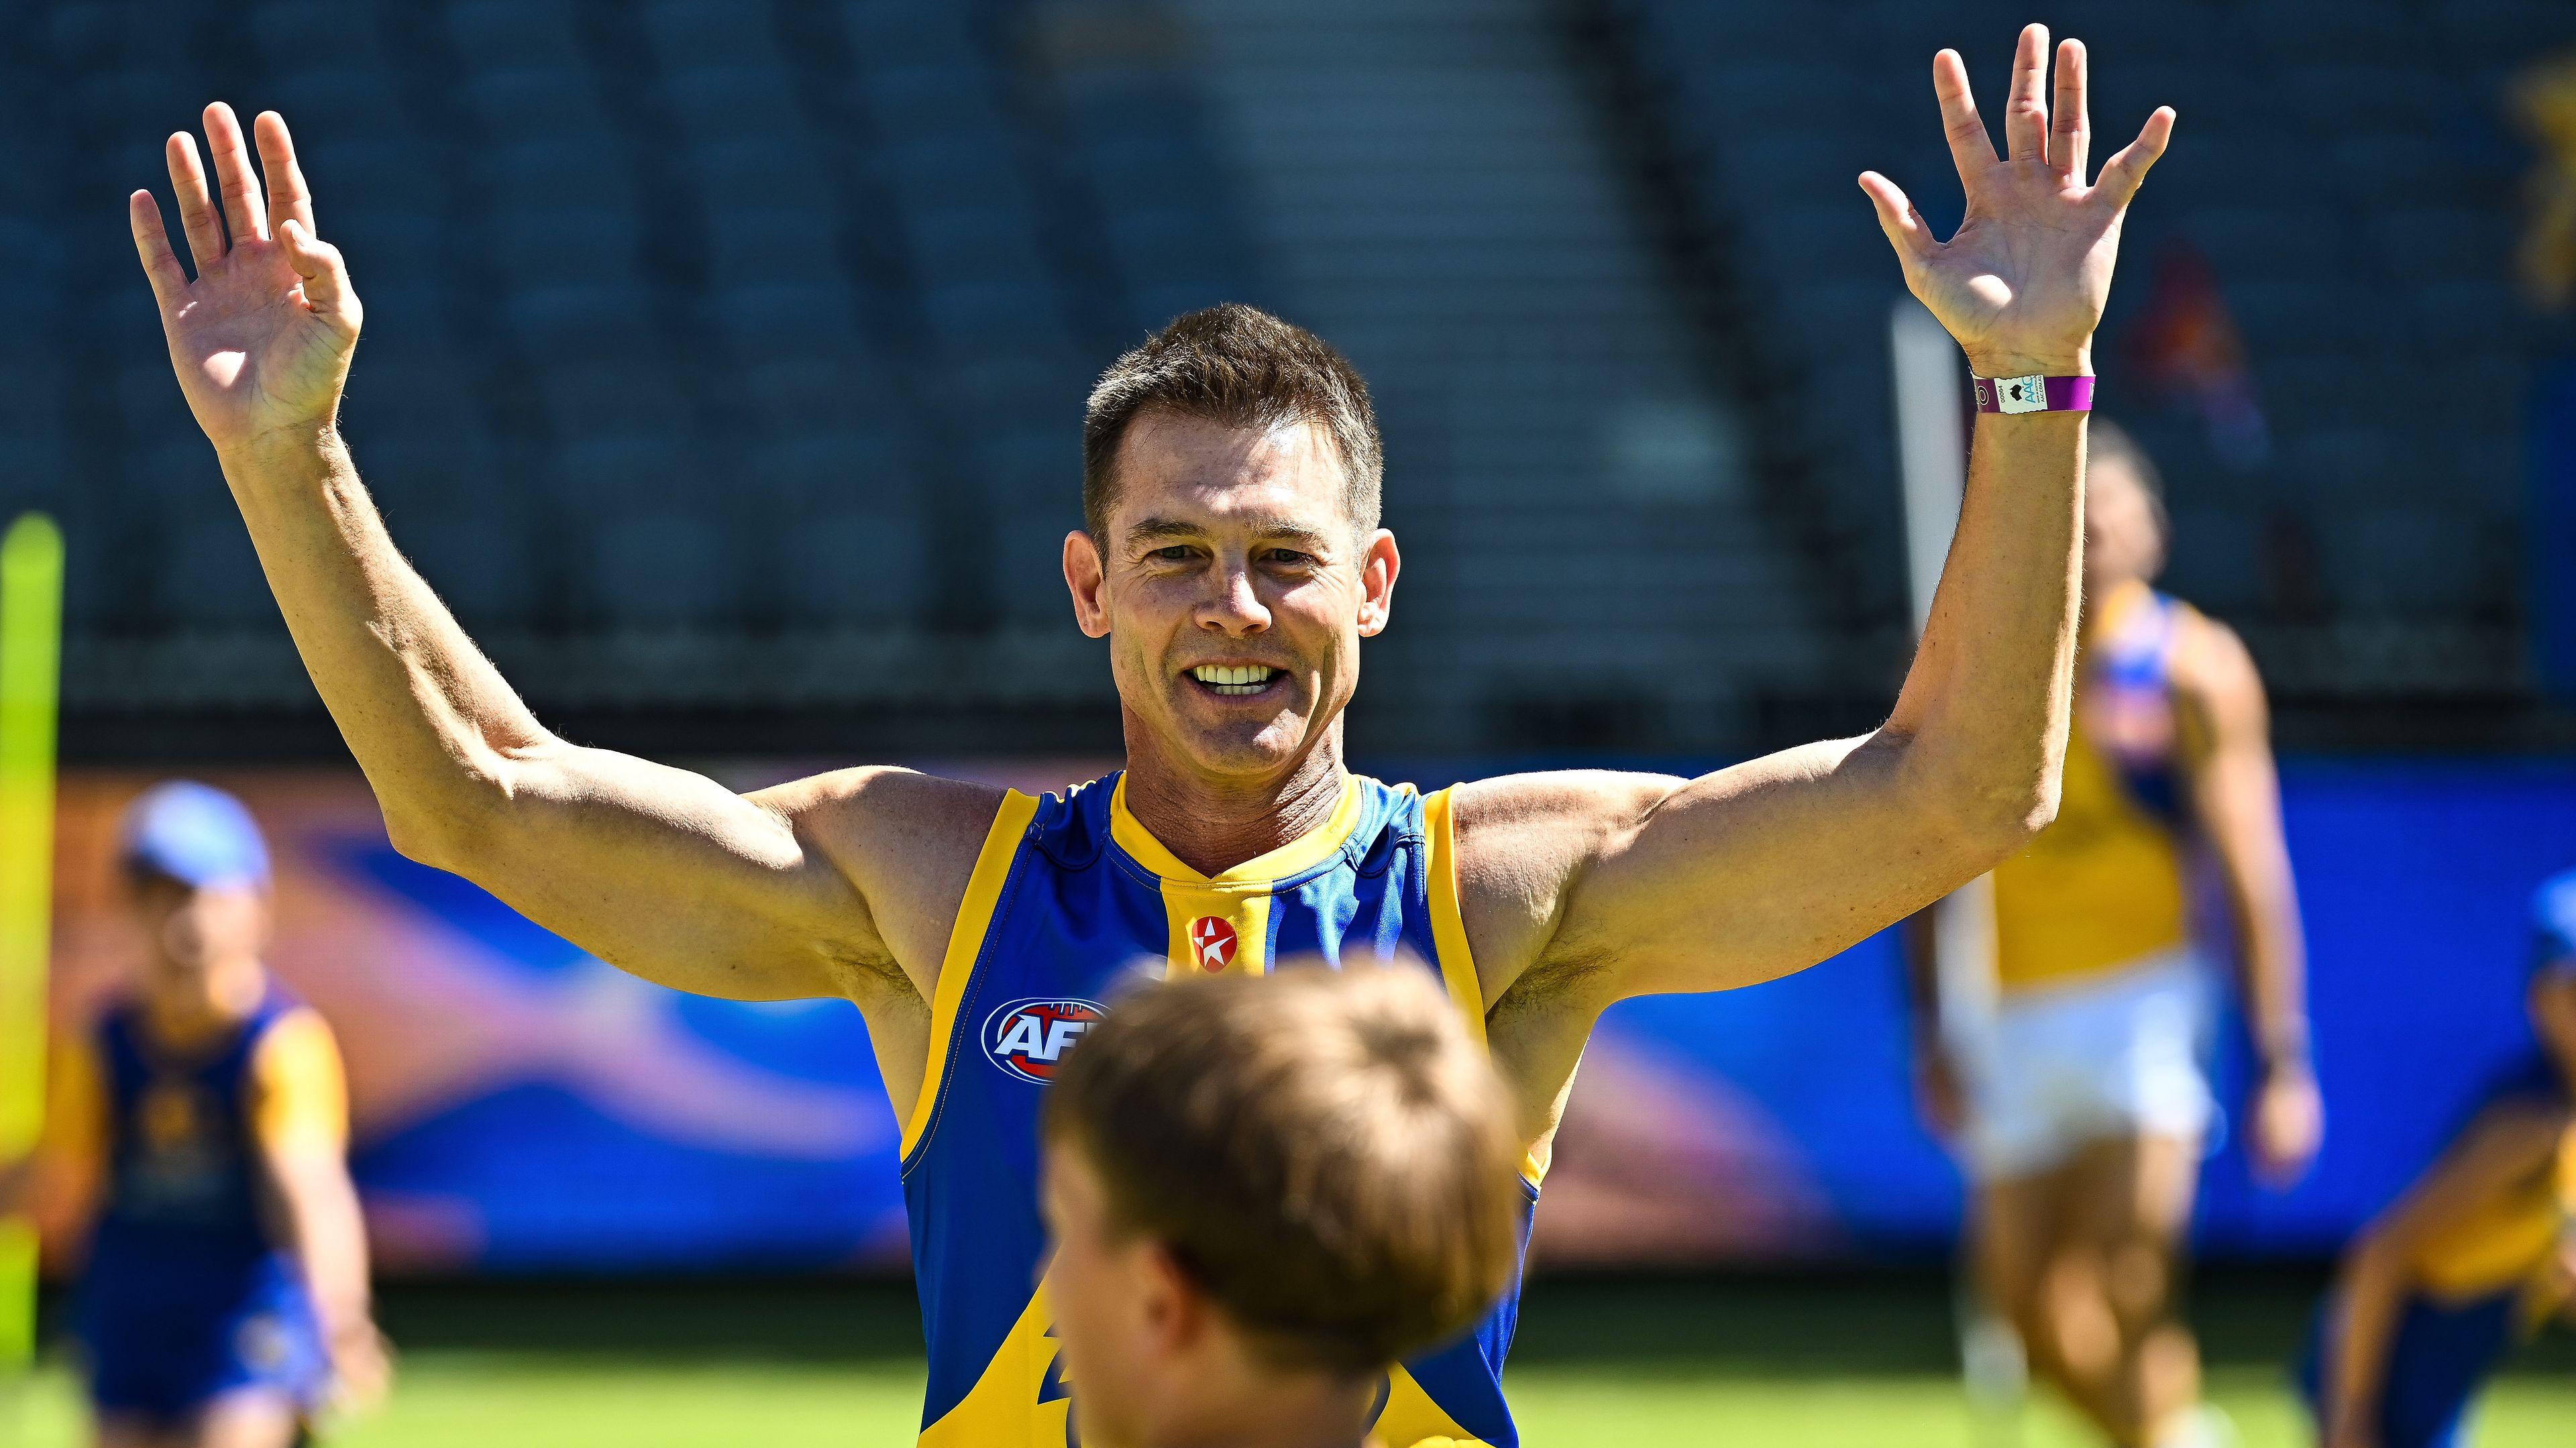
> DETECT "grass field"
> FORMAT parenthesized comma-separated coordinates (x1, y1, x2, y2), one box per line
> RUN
(9, 1273, 2573, 1445)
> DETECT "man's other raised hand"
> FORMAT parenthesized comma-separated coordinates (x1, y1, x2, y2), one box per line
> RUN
(1859, 25, 2174, 381)
(130, 105, 360, 460)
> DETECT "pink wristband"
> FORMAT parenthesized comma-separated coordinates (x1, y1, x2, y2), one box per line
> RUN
(1972, 374, 2094, 414)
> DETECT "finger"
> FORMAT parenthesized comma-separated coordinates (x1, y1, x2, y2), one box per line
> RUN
(1858, 172, 1933, 259)
(2004, 23, 2051, 163)
(1932, 49, 1997, 184)
(203, 101, 268, 244)
(254, 111, 315, 237)
(166, 131, 225, 268)
(279, 219, 353, 319)
(128, 190, 189, 311)
(2050, 38, 2090, 176)
(2094, 105, 2177, 207)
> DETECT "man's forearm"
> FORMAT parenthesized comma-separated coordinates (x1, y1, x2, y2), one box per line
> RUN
(1886, 410, 2085, 845)
(217, 426, 544, 861)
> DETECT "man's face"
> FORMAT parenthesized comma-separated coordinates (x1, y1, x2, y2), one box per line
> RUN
(1065, 412, 1399, 783)
(1042, 1139, 1160, 1448)
(2084, 456, 2165, 605)
(128, 873, 268, 991)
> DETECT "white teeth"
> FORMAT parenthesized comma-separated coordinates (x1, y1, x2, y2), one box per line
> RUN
(1191, 665, 1277, 695)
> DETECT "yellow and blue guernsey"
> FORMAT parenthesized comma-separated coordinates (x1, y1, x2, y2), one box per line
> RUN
(1992, 579, 2196, 993)
(900, 771, 1534, 1448)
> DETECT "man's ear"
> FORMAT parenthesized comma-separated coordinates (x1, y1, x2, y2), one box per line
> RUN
(1065, 529, 1110, 638)
(1356, 528, 1400, 638)
(1138, 1240, 1209, 1357)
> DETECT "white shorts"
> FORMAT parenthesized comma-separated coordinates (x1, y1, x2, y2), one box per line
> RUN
(1957, 947, 2216, 1181)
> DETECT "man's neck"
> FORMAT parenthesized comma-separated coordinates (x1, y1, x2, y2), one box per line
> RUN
(1118, 719, 1350, 878)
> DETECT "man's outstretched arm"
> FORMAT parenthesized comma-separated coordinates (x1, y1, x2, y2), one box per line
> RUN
(1460, 29, 2174, 1009)
(129, 104, 995, 1006)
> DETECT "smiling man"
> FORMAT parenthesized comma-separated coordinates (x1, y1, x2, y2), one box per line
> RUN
(129, 25, 2169, 1447)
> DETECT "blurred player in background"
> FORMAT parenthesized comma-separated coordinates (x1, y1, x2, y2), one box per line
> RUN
(1042, 966, 1521, 1448)
(129, 23, 2169, 1446)
(2297, 870, 2576, 1448)
(1911, 424, 2322, 1448)
(0, 782, 387, 1448)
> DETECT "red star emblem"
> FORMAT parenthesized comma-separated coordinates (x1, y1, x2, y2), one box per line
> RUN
(1189, 915, 1238, 972)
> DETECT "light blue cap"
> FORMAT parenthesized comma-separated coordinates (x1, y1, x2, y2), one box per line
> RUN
(119, 780, 271, 890)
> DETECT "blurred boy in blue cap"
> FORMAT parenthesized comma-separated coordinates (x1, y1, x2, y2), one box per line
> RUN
(0, 781, 388, 1447)
(2298, 867, 2576, 1448)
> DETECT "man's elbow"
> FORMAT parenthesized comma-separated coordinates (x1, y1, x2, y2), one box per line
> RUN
(379, 761, 517, 874)
(1932, 763, 2060, 870)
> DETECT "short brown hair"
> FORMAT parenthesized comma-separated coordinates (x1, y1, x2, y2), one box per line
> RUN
(1081, 304, 1384, 541)
(2089, 418, 2168, 518)
(1045, 965, 1520, 1375)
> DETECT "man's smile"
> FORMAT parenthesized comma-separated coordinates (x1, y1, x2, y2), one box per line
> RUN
(1187, 663, 1283, 698)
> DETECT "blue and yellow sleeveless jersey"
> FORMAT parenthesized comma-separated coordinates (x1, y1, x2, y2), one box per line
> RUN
(1991, 580, 2196, 992)
(71, 987, 343, 1414)
(900, 771, 1537, 1448)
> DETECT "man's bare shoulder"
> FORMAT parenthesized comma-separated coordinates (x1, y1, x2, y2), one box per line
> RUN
(2167, 606, 2266, 716)
(1446, 769, 1686, 997)
(749, 767, 1011, 981)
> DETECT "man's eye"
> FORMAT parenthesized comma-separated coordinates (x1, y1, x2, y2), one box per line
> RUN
(1263, 549, 1312, 565)
(1148, 545, 1195, 562)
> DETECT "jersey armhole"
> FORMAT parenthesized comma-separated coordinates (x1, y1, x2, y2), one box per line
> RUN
(900, 789, 1041, 1162)
(1420, 787, 1487, 1049)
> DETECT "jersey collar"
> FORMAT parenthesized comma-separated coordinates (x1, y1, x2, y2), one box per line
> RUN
(1108, 770, 1366, 887)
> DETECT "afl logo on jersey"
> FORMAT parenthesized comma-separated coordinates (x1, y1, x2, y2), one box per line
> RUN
(982, 997, 1106, 1084)
(1188, 916, 1238, 971)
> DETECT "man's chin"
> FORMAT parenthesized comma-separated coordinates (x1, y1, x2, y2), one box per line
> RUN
(1165, 716, 1313, 781)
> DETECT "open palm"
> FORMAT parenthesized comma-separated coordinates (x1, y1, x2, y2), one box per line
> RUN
(131, 103, 361, 455)
(1860, 26, 2174, 380)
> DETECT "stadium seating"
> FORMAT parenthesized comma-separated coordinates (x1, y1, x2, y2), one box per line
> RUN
(1601, 0, 2572, 710)
(0, 0, 1255, 724)
(1, 0, 2563, 742)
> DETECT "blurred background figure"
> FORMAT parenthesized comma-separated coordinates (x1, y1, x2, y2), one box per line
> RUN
(1911, 424, 2322, 1448)
(0, 783, 386, 1448)
(2297, 870, 2576, 1448)
(1040, 965, 1521, 1448)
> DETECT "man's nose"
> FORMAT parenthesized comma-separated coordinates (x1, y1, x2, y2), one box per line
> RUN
(1195, 561, 1271, 635)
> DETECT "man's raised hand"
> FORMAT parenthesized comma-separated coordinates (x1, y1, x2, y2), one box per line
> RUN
(131, 105, 360, 459)
(1860, 25, 2174, 380)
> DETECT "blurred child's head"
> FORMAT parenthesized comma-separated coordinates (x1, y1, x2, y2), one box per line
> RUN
(119, 781, 272, 1000)
(1040, 964, 1521, 1448)
(2083, 420, 2169, 606)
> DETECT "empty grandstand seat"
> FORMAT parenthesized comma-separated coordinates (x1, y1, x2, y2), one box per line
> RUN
(2184, 205, 2343, 282)
(588, 508, 737, 628)
(2369, 209, 2515, 285)
(741, 354, 896, 436)
(836, 0, 983, 70)
(710, 280, 867, 350)
(640, 0, 783, 70)
(703, 209, 848, 285)
(686, 139, 819, 214)
(490, 140, 640, 218)
(2320, 507, 2498, 616)
(445, 0, 588, 74)
(663, 67, 807, 146)
(857, 63, 1016, 145)
(464, 67, 614, 140)
(265, 65, 411, 136)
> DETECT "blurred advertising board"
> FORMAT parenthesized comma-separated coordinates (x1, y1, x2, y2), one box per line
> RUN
(44, 760, 2576, 1273)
